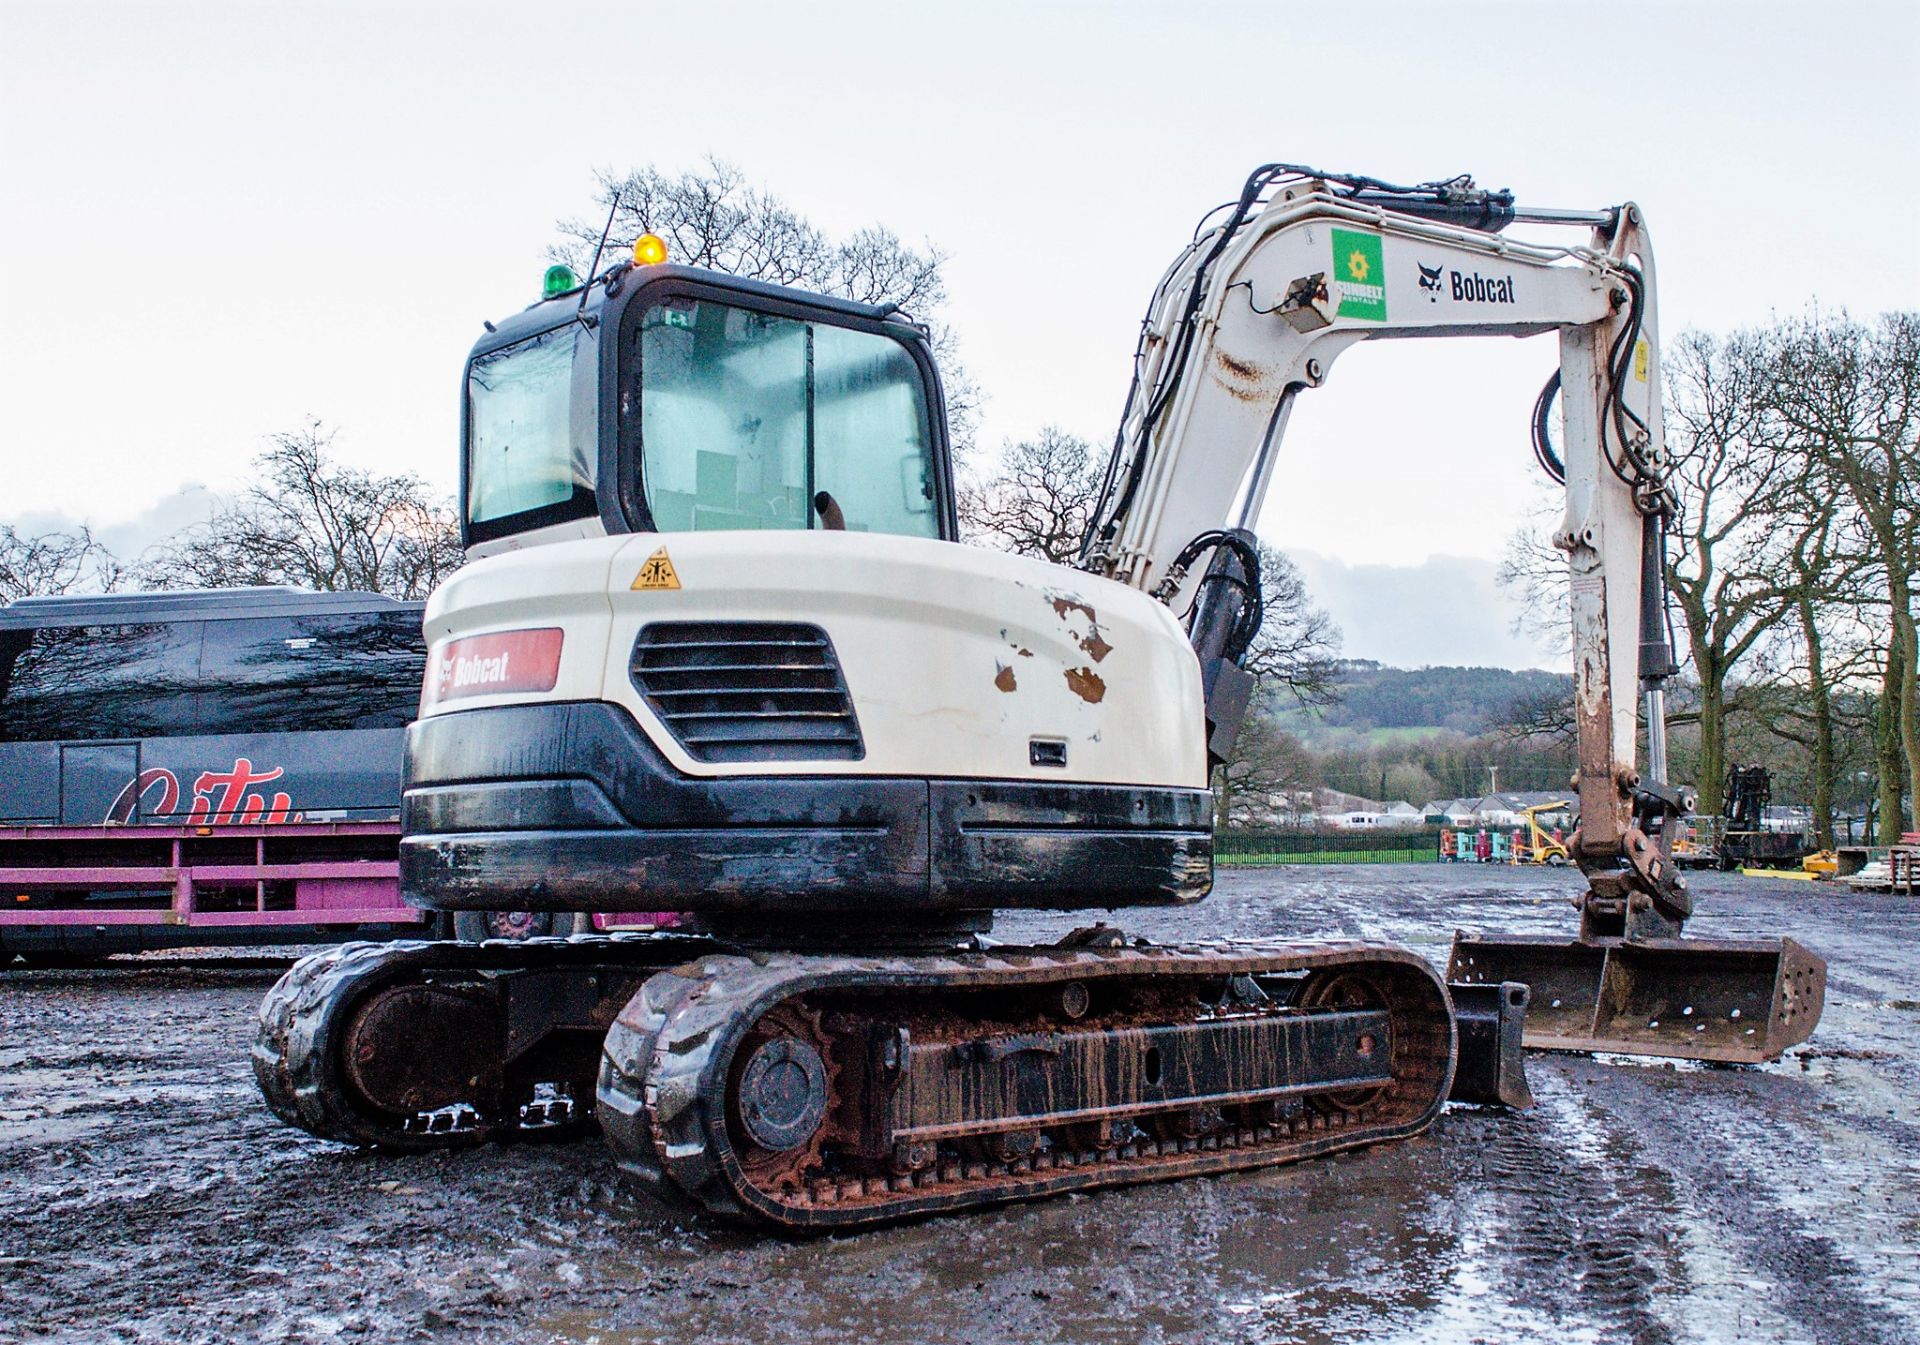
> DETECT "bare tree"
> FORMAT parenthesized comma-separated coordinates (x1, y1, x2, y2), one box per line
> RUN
(137, 422, 462, 600)
(1214, 713, 1315, 831)
(1494, 488, 1581, 753)
(1657, 329, 1797, 816)
(555, 159, 976, 455)
(958, 427, 1100, 562)
(1242, 542, 1342, 709)
(1749, 469, 1882, 848)
(0, 524, 120, 602)
(1767, 311, 1920, 840)
(1495, 680, 1578, 745)
(1496, 485, 1571, 656)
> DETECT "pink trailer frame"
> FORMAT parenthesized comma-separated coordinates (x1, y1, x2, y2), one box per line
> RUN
(0, 821, 675, 948)
(0, 820, 426, 936)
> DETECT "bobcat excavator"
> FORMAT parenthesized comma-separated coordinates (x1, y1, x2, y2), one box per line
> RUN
(254, 163, 1823, 1231)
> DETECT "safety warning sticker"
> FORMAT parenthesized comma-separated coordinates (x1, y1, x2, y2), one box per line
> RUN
(633, 547, 682, 590)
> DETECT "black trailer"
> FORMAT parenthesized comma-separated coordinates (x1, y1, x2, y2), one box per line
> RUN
(0, 587, 436, 956)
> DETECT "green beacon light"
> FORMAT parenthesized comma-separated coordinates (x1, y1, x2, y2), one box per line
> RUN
(542, 264, 580, 299)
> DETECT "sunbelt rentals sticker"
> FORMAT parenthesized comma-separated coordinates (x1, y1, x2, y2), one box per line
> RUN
(1331, 229, 1387, 322)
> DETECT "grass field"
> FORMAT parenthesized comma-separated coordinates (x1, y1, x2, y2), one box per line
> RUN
(1275, 722, 1454, 751)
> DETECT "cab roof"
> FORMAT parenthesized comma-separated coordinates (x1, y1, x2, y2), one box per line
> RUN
(470, 262, 929, 362)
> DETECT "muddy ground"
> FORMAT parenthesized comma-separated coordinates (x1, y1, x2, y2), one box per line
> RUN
(1, 867, 1915, 1345)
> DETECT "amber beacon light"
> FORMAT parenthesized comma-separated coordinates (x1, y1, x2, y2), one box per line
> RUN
(633, 233, 669, 265)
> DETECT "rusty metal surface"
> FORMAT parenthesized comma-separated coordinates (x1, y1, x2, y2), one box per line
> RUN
(890, 1008, 1393, 1142)
(1449, 933, 1826, 1063)
(339, 982, 502, 1115)
(597, 940, 1455, 1231)
(251, 933, 711, 1149)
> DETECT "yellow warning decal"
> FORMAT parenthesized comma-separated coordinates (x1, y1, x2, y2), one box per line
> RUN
(632, 547, 681, 590)
(1633, 338, 1650, 383)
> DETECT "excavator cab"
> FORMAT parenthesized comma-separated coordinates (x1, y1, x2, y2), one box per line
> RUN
(410, 259, 1221, 932)
(460, 265, 956, 556)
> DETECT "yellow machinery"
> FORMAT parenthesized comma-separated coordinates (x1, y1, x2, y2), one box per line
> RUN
(1802, 850, 1838, 877)
(1511, 803, 1573, 866)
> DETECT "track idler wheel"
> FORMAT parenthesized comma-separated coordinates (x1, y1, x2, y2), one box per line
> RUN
(257, 935, 705, 1155)
(342, 983, 504, 1120)
(1295, 968, 1391, 1116)
(726, 1002, 836, 1192)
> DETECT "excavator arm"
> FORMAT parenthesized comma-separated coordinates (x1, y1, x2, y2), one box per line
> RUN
(1081, 165, 1823, 1061)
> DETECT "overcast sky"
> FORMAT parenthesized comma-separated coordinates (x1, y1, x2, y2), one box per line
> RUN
(4, 1, 1916, 667)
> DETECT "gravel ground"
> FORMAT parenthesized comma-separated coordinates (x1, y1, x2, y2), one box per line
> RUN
(1, 867, 1915, 1345)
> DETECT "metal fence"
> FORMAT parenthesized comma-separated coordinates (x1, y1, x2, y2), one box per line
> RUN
(1218, 828, 1445, 867)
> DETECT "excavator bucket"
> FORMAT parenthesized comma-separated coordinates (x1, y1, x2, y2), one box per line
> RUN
(1446, 933, 1825, 1063)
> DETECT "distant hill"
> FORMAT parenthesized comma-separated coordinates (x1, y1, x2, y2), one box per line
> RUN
(1272, 660, 1572, 743)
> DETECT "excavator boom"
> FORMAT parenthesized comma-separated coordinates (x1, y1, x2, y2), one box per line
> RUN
(1077, 163, 1822, 1061)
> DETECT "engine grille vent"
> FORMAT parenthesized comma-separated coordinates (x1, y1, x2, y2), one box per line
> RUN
(630, 622, 864, 763)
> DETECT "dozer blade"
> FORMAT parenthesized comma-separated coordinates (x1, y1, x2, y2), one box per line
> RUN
(1446, 981, 1534, 1109)
(1446, 934, 1825, 1064)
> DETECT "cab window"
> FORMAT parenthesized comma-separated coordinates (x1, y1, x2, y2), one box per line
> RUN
(466, 322, 597, 541)
(634, 298, 938, 538)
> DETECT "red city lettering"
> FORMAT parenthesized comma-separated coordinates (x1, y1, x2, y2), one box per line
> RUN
(107, 768, 181, 823)
(189, 759, 286, 823)
(102, 758, 304, 825)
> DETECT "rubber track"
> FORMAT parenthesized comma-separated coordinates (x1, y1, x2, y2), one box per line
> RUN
(252, 933, 712, 1150)
(597, 939, 1455, 1231)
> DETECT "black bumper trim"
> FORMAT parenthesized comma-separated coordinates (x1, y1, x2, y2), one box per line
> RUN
(402, 702, 1211, 914)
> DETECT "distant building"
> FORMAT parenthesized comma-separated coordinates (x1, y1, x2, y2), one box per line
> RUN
(1312, 788, 1387, 829)
(1423, 794, 1576, 829)
(1222, 787, 1317, 829)
(1424, 799, 1480, 827)
(1473, 795, 1522, 828)
(1380, 801, 1425, 829)
(1472, 792, 1578, 829)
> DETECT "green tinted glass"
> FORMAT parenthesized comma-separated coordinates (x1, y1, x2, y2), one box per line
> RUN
(467, 324, 592, 529)
(637, 299, 937, 538)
